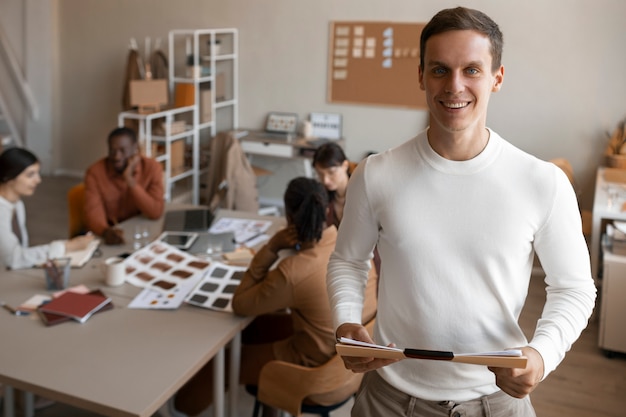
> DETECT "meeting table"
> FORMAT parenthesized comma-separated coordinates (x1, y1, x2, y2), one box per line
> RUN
(0, 207, 285, 417)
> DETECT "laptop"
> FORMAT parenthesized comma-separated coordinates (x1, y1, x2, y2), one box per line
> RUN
(163, 208, 215, 232)
(162, 208, 236, 254)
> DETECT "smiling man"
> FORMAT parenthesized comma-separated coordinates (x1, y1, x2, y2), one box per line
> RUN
(327, 7, 596, 417)
(84, 127, 164, 245)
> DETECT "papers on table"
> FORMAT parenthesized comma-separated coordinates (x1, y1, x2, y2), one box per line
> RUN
(185, 261, 247, 312)
(209, 217, 272, 245)
(124, 242, 212, 309)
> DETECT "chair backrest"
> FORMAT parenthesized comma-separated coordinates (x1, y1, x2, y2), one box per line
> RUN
(256, 317, 376, 417)
(67, 182, 86, 238)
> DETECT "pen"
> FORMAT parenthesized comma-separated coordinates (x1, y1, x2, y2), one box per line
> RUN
(1, 302, 30, 316)
(235, 232, 263, 245)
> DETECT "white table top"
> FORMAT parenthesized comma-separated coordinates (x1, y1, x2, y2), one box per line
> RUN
(0, 208, 285, 417)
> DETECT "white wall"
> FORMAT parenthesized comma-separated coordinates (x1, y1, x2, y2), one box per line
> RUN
(51, 0, 626, 207)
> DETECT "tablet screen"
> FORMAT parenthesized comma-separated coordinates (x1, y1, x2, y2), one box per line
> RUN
(159, 232, 197, 250)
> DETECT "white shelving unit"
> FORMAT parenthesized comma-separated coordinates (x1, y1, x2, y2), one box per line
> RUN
(118, 105, 198, 203)
(168, 28, 239, 179)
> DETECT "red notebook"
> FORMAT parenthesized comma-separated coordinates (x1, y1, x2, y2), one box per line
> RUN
(38, 290, 112, 325)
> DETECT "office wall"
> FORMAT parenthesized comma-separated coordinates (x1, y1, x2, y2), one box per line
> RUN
(54, 0, 626, 207)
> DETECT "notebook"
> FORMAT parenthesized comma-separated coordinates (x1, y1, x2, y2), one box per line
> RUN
(38, 291, 112, 324)
(65, 239, 101, 268)
(38, 290, 113, 326)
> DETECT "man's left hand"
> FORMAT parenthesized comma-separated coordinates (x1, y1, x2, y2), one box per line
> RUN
(488, 346, 544, 398)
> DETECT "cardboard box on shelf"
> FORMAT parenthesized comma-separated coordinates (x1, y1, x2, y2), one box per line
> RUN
(174, 84, 195, 108)
(215, 72, 226, 102)
(130, 80, 168, 113)
(171, 140, 186, 175)
(200, 88, 212, 123)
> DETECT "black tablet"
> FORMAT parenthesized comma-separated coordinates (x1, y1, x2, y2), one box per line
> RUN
(158, 232, 198, 250)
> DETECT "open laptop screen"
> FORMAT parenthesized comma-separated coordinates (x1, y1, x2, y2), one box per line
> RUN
(163, 209, 215, 232)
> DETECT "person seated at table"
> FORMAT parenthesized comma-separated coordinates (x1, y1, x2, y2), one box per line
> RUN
(0, 147, 94, 270)
(312, 142, 357, 228)
(84, 127, 164, 245)
(313, 142, 381, 276)
(171, 177, 378, 417)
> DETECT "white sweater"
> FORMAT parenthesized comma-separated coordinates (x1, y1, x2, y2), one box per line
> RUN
(327, 129, 596, 402)
(0, 196, 65, 269)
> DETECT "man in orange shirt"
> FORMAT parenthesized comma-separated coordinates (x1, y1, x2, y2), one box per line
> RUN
(84, 127, 164, 244)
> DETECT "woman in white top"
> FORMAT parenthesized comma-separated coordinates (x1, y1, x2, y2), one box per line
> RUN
(0, 147, 94, 269)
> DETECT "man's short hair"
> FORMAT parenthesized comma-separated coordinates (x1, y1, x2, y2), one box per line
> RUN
(420, 7, 503, 72)
(107, 127, 138, 145)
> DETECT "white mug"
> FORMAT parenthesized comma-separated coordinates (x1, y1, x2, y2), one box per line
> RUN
(103, 257, 125, 287)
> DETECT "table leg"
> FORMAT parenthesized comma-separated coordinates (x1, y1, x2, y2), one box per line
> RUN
(213, 348, 225, 417)
(228, 332, 242, 417)
(3, 385, 14, 417)
(23, 391, 33, 417)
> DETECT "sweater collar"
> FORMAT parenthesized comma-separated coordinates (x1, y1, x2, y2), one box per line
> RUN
(416, 127, 502, 175)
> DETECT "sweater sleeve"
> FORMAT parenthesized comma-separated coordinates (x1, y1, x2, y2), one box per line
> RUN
(83, 162, 110, 235)
(327, 161, 377, 331)
(0, 201, 66, 269)
(129, 158, 164, 219)
(530, 167, 597, 378)
(231, 244, 295, 316)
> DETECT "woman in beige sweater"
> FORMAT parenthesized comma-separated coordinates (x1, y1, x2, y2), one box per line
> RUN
(173, 177, 377, 417)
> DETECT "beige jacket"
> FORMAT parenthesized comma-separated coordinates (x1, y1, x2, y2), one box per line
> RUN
(206, 131, 259, 212)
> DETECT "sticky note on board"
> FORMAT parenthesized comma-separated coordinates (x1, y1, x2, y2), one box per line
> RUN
(335, 26, 350, 36)
(333, 70, 348, 80)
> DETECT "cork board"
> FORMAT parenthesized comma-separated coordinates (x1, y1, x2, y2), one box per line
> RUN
(327, 21, 426, 109)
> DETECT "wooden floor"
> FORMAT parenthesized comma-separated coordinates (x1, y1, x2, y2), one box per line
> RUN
(18, 176, 626, 416)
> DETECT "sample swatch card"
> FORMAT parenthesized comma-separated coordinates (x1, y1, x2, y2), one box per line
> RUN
(185, 261, 246, 312)
(124, 242, 212, 309)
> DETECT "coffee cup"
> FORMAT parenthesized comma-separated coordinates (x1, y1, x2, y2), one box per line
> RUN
(103, 257, 125, 287)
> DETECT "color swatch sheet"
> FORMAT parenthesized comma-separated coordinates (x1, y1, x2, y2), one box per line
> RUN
(185, 261, 246, 312)
(124, 241, 211, 309)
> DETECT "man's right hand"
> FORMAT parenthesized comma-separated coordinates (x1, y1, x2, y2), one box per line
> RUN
(103, 227, 125, 245)
(336, 323, 400, 373)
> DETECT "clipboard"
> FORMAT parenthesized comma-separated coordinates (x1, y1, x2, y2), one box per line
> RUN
(336, 339, 528, 369)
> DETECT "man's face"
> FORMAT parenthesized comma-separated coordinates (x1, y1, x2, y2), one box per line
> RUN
(108, 134, 138, 173)
(419, 30, 504, 136)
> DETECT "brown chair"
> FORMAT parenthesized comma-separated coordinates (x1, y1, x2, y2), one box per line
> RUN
(250, 318, 376, 417)
(67, 182, 87, 238)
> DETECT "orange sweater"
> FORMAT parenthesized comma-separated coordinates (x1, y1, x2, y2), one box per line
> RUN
(84, 156, 164, 235)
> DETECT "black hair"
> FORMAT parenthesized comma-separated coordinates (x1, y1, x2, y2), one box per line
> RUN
(312, 142, 348, 169)
(283, 177, 329, 243)
(0, 147, 39, 184)
(312, 142, 351, 202)
(107, 127, 138, 145)
(420, 7, 504, 72)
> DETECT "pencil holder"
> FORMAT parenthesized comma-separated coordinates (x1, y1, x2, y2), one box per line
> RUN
(44, 258, 71, 290)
